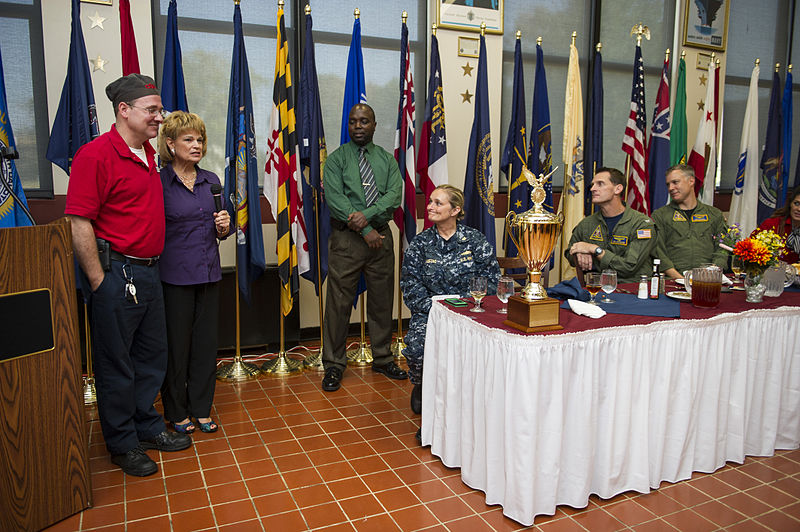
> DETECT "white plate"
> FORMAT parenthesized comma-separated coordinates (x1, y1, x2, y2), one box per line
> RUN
(674, 278, 685, 286)
(666, 290, 691, 301)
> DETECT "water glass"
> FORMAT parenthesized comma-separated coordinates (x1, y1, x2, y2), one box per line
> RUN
(600, 269, 617, 303)
(469, 276, 488, 313)
(496, 276, 515, 314)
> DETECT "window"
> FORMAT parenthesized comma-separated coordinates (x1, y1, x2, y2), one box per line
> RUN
(0, 0, 52, 197)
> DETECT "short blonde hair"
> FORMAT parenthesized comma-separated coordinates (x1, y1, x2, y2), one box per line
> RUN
(433, 184, 465, 221)
(157, 111, 208, 163)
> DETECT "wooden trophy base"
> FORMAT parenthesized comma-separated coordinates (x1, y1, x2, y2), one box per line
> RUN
(503, 295, 563, 333)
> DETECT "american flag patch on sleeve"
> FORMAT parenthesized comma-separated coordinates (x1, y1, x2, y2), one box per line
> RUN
(637, 229, 652, 239)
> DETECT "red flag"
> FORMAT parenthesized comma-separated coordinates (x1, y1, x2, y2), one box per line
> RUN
(120, 0, 140, 76)
(393, 21, 417, 249)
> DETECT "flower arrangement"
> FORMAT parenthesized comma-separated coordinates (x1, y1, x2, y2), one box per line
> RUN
(714, 223, 742, 251)
(732, 229, 786, 276)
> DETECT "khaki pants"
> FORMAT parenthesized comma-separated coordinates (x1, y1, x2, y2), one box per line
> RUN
(322, 225, 394, 369)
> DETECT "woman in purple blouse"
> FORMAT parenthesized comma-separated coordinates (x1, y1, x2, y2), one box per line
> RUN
(157, 112, 230, 434)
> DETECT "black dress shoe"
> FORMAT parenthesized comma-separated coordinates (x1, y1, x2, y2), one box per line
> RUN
(140, 430, 192, 452)
(111, 446, 158, 476)
(372, 361, 408, 380)
(410, 383, 422, 414)
(322, 367, 343, 392)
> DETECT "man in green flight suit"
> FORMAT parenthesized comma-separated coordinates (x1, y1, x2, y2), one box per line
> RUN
(651, 164, 729, 279)
(320, 103, 407, 392)
(565, 167, 656, 283)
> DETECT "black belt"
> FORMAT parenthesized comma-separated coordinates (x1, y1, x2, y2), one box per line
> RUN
(330, 218, 389, 232)
(110, 250, 159, 267)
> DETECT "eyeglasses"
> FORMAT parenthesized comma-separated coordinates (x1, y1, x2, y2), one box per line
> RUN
(126, 103, 167, 118)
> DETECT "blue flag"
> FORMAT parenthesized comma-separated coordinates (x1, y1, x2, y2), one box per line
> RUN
(463, 34, 495, 251)
(298, 11, 330, 297)
(648, 56, 671, 211)
(0, 45, 32, 228)
(500, 37, 526, 263)
(780, 70, 792, 208)
(341, 17, 367, 145)
(341, 16, 368, 306)
(528, 43, 553, 213)
(160, 0, 188, 113)
(223, 3, 266, 302)
(46, 0, 99, 175)
(583, 46, 603, 215)
(758, 71, 782, 224)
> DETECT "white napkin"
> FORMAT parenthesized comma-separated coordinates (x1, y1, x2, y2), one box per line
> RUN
(432, 294, 461, 301)
(721, 274, 733, 286)
(568, 299, 607, 318)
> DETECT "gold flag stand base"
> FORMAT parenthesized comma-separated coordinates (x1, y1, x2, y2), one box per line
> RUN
(216, 358, 262, 381)
(347, 342, 373, 366)
(262, 352, 304, 375)
(303, 348, 325, 371)
(504, 295, 563, 333)
(391, 336, 406, 360)
(83, 376, 97, 405)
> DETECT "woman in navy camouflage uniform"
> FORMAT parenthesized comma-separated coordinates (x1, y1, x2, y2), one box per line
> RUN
(401, 185, 500, 418)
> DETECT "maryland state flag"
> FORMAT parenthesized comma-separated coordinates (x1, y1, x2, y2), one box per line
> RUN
(223, 2, 265, 302)
(265, 5, 308, 317)
(0, 45, 32, 228)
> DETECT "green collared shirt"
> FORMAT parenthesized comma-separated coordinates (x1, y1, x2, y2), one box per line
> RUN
(651, 200, 729, 273)
(323, 141, 402, 236)
(565, 207, 657, 283)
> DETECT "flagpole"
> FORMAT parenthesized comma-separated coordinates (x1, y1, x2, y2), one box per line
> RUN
(216, 0, 261, 381)
(391, 10, 411, 362)
(262, 0, 304, 376)
(346, 6, 373, 367)
(300, 2, 326, 372)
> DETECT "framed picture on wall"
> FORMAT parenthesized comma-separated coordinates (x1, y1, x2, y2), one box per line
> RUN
(437, 0, 503, 35)
(683, 0, 729, 51)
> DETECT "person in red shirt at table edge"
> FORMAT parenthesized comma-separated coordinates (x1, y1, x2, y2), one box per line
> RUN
(754, 186, 800, 264)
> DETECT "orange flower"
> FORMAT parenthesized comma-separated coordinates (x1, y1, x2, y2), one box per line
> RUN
(733, 238, 772, 266)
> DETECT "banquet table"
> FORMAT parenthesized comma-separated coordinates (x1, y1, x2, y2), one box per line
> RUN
(420, 286, 800, 526)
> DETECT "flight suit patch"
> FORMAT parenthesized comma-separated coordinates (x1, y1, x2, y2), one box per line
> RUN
(691, 214, 709, 222)
(610, 235, 628, 246)
(673, 211, 687, 222)
(636, 229, 652, 239)
(589, 225, 604, 241)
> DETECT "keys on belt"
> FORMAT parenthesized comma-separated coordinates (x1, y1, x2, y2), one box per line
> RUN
(121, 263, 138, 304)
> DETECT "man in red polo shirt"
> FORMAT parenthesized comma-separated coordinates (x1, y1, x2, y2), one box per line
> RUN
(65, 74, 191, 477)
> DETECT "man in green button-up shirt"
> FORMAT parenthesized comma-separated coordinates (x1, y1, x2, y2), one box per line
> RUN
(321, 104, 406, 392)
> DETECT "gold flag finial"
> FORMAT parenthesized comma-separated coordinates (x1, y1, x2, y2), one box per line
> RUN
(234, 0, 240, 5)
(571, 31, 576, 46)
(304, 4, 310, 15)
(715, 58, 720, 66)
(278, 0, 284, 7)
(665, 48, 670, 61)
(516, 30, 521, 40)
(681, 49, 686, 58)
(402, 11, 407, 23)
(480, 22, 486, 36)
(790, 64, 793, 73)
(432, 23, 437, 36)
(354, 8, 360, 19)
(630, 23, 650, 46)
(596, 42, 602, 52)
(776, 62, 781, 72)
(537, 36, 542, 46)
(755, 58, 760, 65)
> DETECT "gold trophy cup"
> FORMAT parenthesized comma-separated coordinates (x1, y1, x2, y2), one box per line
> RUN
(504, 166, 564, 332)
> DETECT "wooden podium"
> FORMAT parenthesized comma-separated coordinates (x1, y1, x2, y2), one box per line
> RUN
(0, 218, 91, 530)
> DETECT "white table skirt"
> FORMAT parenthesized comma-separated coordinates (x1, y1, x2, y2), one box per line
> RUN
(421, 303, 800, 526)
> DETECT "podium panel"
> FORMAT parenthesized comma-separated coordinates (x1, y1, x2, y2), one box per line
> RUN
(0, 218, 91, 531)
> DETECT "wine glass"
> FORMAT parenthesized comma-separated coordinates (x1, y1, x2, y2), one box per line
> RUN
(496, 276, 515, 314)
(584, 272, 602, 305)
(469, 276, 488, 313)
(731, 255, 745, 284)
(600, 269, 617, 303)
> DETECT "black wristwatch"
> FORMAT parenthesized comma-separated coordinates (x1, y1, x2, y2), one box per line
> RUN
(594, 246, 603, 256)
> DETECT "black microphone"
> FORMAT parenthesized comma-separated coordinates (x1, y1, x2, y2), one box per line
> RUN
(211, 183, 223, 213)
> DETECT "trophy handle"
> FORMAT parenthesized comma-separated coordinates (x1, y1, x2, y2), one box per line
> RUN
(505, 211, 521, 251)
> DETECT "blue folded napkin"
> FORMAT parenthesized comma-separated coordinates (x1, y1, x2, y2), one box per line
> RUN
(547, 277, 590, 302)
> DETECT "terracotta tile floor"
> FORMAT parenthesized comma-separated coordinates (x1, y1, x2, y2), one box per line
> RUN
(45, 355, 800, 531)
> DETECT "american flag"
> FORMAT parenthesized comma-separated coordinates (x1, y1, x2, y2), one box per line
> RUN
(622, 43, 649, 214)
(393, 20, 417, 249)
